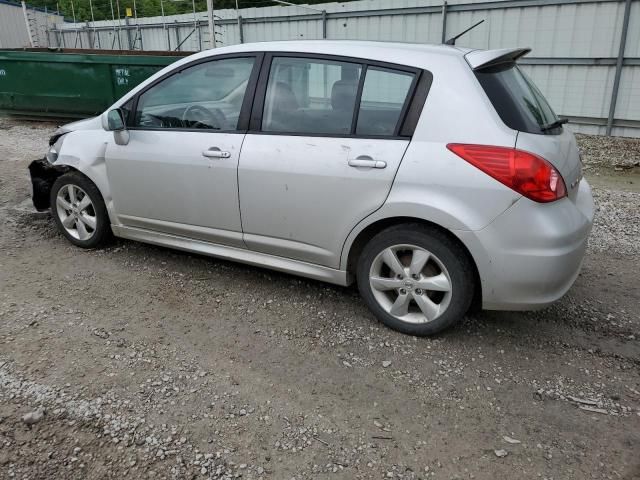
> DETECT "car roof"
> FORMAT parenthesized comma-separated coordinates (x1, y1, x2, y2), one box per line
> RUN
(191, 40, 472, 69)
(114, 40, 478, 108)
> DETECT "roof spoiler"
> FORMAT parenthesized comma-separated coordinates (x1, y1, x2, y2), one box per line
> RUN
(465, 47, 531, 70)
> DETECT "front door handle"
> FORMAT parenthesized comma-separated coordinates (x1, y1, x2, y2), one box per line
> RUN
(202, 147, 231, 159)
(348, 156, 387, 169)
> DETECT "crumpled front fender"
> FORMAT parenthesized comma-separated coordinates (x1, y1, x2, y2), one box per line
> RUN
(28, 158, 70, 211)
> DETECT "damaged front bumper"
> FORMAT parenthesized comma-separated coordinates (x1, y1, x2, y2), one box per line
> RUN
(28, 158, 69, 211)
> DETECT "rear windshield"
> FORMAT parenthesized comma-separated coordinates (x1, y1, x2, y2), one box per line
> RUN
(475, 63, 561, 135)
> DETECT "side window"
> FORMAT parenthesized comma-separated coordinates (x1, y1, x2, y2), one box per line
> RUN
(262, 57, 362, 135)
(356, 67, 415, 136)
(134, 57, 255, 131)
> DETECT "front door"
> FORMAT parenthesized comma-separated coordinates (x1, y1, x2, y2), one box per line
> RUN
(106, 55, 258, 248)
(238, 55, 420, 268)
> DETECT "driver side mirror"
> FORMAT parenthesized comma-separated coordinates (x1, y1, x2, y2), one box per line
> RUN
(104, 108, 125, 131)
(101, 108, 130, 146)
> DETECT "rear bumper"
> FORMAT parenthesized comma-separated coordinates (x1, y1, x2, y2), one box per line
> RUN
(456, 178, 594, 310)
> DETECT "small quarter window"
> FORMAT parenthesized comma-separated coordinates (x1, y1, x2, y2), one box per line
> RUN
(356, 67, 415, 136)
(134, 57, 255, 131)
(120, 98, 134, 126)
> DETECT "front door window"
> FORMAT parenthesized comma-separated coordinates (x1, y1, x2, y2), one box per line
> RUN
(134, 57, 256, 131)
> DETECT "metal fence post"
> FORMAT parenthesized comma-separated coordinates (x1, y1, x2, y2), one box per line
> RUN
(322, 10, 327, 39)
(125, 17, 133, 49)
(441, 1, 447, 43)
(174, 24, 181, 51)
(86, 21, 93, 48)
(606, 0, 632, 136)
(238, 15, 244, 43)
(206, 0, 216, 48)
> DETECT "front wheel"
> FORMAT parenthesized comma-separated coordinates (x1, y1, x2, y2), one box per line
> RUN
(357, 224, 475, 336)
(50, 172, 112, 248)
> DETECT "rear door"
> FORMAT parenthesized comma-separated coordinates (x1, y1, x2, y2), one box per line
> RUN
(238, 54, 426, 268)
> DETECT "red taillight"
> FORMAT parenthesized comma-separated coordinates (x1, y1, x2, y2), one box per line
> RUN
(446, 144, 567, 203)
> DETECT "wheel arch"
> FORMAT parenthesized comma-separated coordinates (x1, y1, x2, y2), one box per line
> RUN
(343, 216, 482, 312)
(29, 160, 99, 211)
(50, 130, 115, 223)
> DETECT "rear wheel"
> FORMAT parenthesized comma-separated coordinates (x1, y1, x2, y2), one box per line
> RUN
(357, 224, 475, 336)
(50, 172, 112, 248)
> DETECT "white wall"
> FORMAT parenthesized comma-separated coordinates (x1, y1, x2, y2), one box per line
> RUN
(0, 1, 63, 48)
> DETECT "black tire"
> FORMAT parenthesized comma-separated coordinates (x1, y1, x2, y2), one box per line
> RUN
(357, 224, 475, 336)
(50, 172, 112, 249)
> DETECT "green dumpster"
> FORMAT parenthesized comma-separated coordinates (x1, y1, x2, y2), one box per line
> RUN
(0, 48, 188, 119)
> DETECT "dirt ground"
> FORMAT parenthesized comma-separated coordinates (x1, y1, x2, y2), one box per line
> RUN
(0, 118, 639, 480)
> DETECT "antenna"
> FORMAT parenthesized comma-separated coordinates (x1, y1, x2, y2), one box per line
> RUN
(444, 19, 485, 46)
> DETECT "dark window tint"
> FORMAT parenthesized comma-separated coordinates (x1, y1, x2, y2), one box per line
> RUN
(475, 63, 560, 135)
(134, 57, 255, 131)
(356, 67, 415, 136)
(262, 57, 362, 135)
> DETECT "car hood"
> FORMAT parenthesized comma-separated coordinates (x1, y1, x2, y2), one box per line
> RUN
(50, 116, 102, 146)
(56, 115, 102, 135)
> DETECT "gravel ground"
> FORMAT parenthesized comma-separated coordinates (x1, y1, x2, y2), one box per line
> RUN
(0, 119, 639, 480)
(576, 133, 640, 171)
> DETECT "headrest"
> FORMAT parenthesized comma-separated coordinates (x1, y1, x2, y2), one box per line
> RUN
(331, 80, 358, 112)
(272, 82, 299, 113)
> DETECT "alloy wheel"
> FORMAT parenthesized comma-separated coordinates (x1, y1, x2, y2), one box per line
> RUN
(369, 244, 452, 324)
(55, 184, 97, 241)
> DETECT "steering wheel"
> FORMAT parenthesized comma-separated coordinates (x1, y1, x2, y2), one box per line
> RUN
(181, 105, 226, 130)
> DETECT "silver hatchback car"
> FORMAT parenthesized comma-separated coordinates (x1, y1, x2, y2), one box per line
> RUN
(30, 41, 594, 336)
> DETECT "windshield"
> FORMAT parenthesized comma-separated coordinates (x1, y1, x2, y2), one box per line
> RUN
(475, 63, 561, 134)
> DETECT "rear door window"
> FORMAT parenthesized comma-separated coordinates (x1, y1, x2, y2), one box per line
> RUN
(475, 64, 561, 135)
(262, 57, 362, 135)
(260, 56, 418, 138)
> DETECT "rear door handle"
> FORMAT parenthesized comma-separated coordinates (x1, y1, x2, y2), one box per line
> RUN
(348, 156, 387, 169)
(202, 148, 231, 159)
